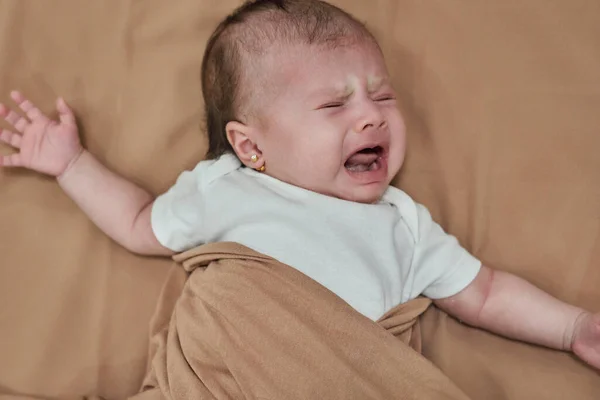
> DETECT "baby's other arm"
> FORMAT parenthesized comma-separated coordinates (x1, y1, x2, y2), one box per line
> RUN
(434, 265, 600, 370)
(57, 150, 172, 256)
(0, 91, 173, 256)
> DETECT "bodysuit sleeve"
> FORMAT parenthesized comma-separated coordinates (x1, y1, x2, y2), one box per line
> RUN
(390, 189, 482, 300)
(150, 161, 210, 252)
(410, 203, 481, 299)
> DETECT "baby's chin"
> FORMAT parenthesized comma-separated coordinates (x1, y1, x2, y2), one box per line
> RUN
(340, 189, 387, 204)
(286, 175, 391, 204)
(329, 183, 389, 204)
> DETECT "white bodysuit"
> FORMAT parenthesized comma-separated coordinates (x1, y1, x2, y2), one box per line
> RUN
(151, 153, 481, 321)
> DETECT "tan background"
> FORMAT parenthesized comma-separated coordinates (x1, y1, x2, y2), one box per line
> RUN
(0, 0, 598, 398)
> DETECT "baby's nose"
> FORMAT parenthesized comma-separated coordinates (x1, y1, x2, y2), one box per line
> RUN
(355, 105, 386, 133)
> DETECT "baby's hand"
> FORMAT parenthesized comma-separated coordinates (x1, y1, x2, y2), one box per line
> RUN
(571, 312, 600, 370)
(0, 91, 82, 177)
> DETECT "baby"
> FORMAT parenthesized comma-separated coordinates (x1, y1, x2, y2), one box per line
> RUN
(1, 0, 599, 371)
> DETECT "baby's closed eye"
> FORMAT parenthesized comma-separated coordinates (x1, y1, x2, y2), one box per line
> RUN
(319, 102, 345, 109)
(373, 94, 396, 102)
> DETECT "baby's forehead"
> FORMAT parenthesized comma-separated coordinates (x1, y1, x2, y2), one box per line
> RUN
(252, 41, 387, 89)
(237, 39, 388, 121)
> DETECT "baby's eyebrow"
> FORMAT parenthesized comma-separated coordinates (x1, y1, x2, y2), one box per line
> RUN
(367, 76, 391, 93)
(310, 85, 354, 101)
(310, 76, 392, 102)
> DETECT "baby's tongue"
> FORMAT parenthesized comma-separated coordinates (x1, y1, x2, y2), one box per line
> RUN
(345, 152, 378, 172)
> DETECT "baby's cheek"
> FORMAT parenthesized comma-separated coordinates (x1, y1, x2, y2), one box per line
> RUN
(304, 149, 338, 181)
(389, 113, 406, 138)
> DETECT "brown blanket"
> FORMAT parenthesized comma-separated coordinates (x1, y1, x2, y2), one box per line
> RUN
(135, 242, 469, 400)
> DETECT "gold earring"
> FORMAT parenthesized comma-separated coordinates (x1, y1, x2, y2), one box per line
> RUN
(250, 154, 258, 163)
(257, 165, 266, 172)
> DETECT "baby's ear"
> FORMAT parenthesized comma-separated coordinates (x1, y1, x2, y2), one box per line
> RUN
(225, 121, 264, 169)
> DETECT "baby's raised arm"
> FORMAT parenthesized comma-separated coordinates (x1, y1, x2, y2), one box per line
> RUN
(0, 91, 173, 256)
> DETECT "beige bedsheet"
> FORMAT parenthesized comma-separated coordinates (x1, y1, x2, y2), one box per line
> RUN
(0, 0, 598, 399)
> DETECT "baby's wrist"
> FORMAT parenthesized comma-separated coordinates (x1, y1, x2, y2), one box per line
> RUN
(56, 147, 85, 183)
(565, 310, 590, 351)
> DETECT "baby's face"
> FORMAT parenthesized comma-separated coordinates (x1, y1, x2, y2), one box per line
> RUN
(252, 41, 406, 203)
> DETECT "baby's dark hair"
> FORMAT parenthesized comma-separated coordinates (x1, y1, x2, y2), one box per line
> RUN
(201, 0, 377, 159)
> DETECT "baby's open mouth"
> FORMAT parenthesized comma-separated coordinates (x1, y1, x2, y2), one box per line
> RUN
(344, 146, 385, 172)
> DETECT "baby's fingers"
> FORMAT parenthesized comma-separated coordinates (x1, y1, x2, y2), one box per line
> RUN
(0, 128, 21, 149)
(56, 97, 76, 126)
(0, 153, 23, 168)
(0, 102, 28, 133)
(10, 91, 46, 122)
